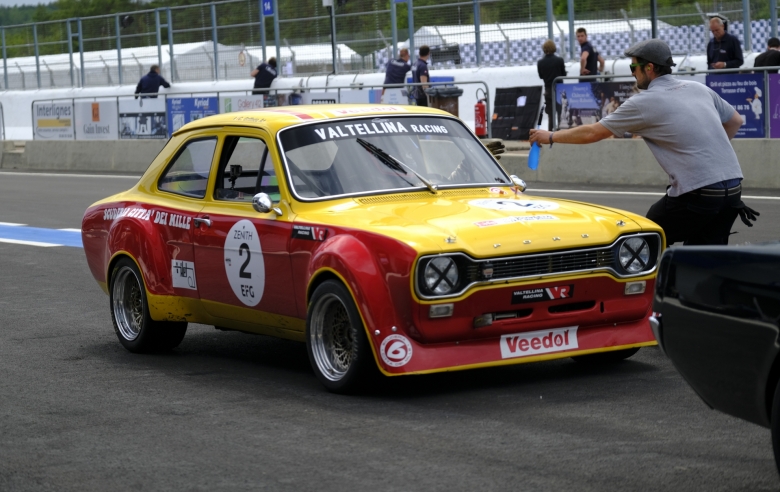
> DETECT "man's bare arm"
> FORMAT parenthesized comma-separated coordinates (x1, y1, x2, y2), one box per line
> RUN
(723, 110, 742, 139)
(598, 54, 605, 73)
(580, 52, 589, 74)
(250, 69, 259, 77)
(420, 74, 429, 91)
(529, 123, 613, 146)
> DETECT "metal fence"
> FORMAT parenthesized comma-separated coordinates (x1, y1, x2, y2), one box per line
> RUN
(1, 0, 779, 91)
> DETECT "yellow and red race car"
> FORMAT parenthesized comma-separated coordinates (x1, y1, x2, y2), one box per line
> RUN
(82, 105, 663, 393)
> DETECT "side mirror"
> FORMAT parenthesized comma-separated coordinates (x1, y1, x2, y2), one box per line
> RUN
(509, 175, 527, 192)
(252, 193, 282, 215)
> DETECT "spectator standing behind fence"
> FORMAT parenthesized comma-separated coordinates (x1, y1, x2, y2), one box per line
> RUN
(707, 17, 743, 69)
(412, 46, 430, 107)
(383, 49, 410, 91)
(251, 57, 277, 94)
(134, 65, 170, 99)
(529, 39, 759, 246)
(537, 40, 567, 131)
(577, 28, 605, 76)
(754, 37, 780, 73)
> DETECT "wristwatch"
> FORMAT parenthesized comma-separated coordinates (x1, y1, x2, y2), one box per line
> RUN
(549, 132, 554, 148)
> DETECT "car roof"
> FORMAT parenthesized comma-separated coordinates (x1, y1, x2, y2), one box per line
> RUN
(173, 104, 453, 136)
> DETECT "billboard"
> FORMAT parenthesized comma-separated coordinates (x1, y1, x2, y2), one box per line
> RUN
(220, 95, 264, 113)
(706, 73, 765, 138)
(33, 101, 75, 140)
(166, 97, 219, 136)
(118, 98, 167, 139)
(555, 81, 638, 130)
(768, 74, 780, 138)
(74, 101, 118, 140)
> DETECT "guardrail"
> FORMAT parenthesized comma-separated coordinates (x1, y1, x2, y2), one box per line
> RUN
(30, 79, 492, 140)
(550, 65, 780, 138)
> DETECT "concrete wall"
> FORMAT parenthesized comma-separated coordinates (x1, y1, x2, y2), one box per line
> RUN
(1, 138, 778, 191)
(499, 139, 780, 190)
(0, 140, 166, 174)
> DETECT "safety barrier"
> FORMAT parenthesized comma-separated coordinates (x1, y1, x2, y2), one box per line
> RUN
(30, 79, 492, 140)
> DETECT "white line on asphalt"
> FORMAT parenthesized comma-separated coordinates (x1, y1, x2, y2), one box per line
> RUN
(0, 222, 25, 226)
(58, 228, 81, 232)
(533, 189, 780, 200)
(0, 171, 139, 179)
(0, 238, 62, 247)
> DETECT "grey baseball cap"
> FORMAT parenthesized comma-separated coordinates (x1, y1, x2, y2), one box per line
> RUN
(624, 39, 676, 67)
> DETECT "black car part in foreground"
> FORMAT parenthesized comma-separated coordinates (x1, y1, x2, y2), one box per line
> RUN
(652, 243, 780, 472)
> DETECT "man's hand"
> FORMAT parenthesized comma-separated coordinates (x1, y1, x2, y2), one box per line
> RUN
(712, 61, 726, 69)
(529, 129, 551, 146)
(580, 68, 590, 75)
(485, 140, 506, 160)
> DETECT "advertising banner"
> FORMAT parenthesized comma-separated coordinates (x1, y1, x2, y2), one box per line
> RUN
(118, 98, 167, 139)
(74, 101, 118, 140)
(381, 88, 409, 105)
(706, 73, 765, 138)
(219, 95, 264, 113)
(768, 74, 780, 138)
(339, 89, 383, 104)
(167, 97, 219, 136)
(33, 101, 75, 140)
(555, 81, 638, 130)
(299, 93, 338, 105)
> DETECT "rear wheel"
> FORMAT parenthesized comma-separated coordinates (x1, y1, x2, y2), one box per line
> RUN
(306, 280, 376, 393)
(110, 257, 187, 353)
(572, 347, 640, 364)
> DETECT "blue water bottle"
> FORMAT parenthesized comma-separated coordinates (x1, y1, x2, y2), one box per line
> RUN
(528, 104, 545, 170)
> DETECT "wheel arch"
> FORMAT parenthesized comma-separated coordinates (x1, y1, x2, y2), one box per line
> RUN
(765, 352, 780, 424)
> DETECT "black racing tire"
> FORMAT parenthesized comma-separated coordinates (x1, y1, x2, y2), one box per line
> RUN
(571, 347, 640, 364)
(306, 280, 377, 394)
(770, 377, 780, 475)
(109, 257, 187, 353)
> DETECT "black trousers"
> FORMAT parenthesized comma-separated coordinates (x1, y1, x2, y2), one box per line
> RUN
(646, 186, 741, 246)
(544, 93, 561, 131)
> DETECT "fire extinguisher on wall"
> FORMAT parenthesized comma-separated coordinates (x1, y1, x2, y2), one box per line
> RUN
(474, 88, 487, 138)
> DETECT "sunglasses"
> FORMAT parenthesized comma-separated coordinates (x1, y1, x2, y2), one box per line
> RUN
(629, 62, 648, 73)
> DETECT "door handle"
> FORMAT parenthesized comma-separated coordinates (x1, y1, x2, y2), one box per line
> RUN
(193, 217, 212, 228)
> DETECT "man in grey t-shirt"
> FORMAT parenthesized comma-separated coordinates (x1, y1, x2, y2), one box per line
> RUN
(529, 39, 758, 246)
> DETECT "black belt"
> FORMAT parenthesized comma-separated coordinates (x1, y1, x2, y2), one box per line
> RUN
(694, 184, 742, 197)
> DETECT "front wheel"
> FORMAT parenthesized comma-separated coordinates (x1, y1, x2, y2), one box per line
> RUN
(110, 257, 187, 353)
(571, 347, 640, 364)
(306, 280, 376, 393)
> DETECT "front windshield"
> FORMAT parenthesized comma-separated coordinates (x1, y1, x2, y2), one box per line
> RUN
(278, 116, 509, 200)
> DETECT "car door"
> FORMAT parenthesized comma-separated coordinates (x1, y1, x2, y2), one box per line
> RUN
(192, 130, 299, 329)
(153, 133, 217, 300)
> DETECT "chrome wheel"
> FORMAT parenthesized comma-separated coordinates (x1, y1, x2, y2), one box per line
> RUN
(112, 266, 144, 341)
(309, 293, 355, 382)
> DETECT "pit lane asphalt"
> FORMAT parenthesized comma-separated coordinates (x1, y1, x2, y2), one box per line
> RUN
(1, 172, 778, 491)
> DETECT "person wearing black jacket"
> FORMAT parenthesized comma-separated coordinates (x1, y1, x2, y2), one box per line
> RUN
(134, 65, 170, 99)
(754, 37, 780, 73)
(707, 17, 744, 69)
(537, 40, 567, 131)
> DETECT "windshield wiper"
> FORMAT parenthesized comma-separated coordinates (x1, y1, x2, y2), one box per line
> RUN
(356, 138, 438, 194)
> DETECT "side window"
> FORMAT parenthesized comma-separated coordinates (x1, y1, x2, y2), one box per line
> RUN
(158, 138, 217, 198)
(215, 136, 266, 202)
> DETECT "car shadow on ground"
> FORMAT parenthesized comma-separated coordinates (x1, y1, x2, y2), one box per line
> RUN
(80, 324, 662, 399)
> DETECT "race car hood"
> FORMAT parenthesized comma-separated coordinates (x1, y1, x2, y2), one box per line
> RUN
(295, 192, 654, 256)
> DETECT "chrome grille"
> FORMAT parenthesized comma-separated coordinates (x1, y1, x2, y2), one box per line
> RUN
(478, 249, 615, 280)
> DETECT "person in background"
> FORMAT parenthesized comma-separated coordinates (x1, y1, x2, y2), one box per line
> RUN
(251, 57, 277, 94)
(537, 39, 567, 131)
(382, 48, 411, 101)
(707, 16, 744, 69)
(529, 39, 758, 246)
(754, 37, 780, 73)
(412, 45, 430, 107)
(134, 65, 170, 99)
(577, 28, 605, 76)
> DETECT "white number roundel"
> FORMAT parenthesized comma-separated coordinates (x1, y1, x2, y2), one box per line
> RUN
(380, 335, 413, 367)
(224, 220, 265, 307)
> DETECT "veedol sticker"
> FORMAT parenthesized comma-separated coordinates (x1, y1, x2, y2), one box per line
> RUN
(500, 327, 578, 359)
(474, 215, 559, 228)
(469, 199, 560, 212)
(380, 334, 413, 367)
(224, 220, 265, 307)
(171, 260, 197, 290)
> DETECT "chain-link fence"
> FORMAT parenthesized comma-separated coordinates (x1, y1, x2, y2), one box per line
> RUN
(0, 0, 778, 91)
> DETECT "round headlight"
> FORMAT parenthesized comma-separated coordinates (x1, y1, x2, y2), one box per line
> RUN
(619, 237, 650, 273)
(424, 257, 459, 295)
